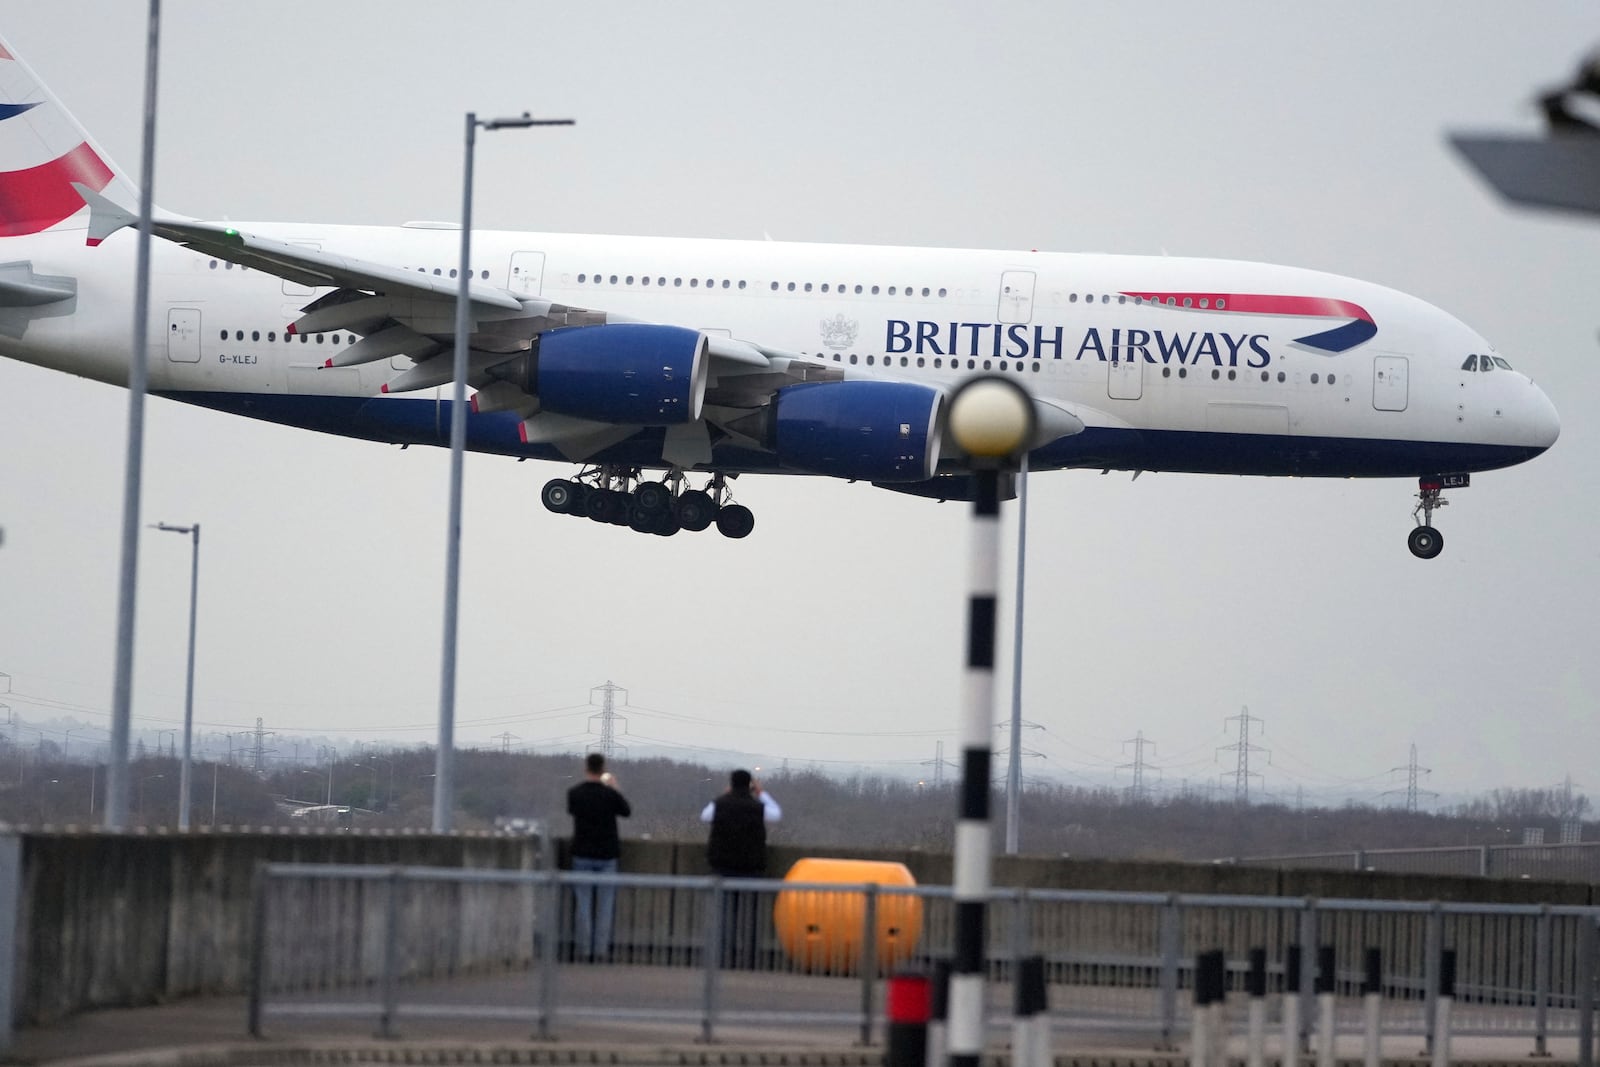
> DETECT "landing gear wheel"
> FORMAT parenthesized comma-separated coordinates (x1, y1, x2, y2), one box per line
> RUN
(588, 489, 629, 525)
(1408, 526, 1443, 560)
(540, 479, 575, 515)
(715, 504, 755, 539)
(605, 490, 633, 526)
(653, 513, 682, 537)
(634, 481, 670, 514)
(565, 481, 591, 515)
(674, 490, 715, 532)
(629, 506, 657, 533)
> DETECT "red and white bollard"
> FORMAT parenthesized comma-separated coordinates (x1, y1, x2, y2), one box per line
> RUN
(886, 971, 930, 1067)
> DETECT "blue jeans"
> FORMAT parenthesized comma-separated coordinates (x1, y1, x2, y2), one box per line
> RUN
(571, 857, 618, 959)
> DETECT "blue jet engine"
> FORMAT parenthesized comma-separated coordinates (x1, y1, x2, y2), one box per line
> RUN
(489, 323, 708, 424)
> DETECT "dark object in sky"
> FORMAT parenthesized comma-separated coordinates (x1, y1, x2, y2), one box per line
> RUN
(1451, 48, 1600, 216)
(1451, 134, 1600, 215)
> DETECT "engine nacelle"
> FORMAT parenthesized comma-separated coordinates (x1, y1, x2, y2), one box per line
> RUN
(490, 323, 708, 424)
(770, 380, 944, 482)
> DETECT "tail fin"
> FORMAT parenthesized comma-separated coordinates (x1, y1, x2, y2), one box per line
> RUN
(0, 32, 141, 238)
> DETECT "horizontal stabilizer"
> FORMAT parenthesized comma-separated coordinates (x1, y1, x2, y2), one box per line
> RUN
(0, 261, 75, 306)
(72, 183, 137, 247)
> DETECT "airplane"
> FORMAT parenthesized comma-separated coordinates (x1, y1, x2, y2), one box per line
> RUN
(0, 33, 1560, 558)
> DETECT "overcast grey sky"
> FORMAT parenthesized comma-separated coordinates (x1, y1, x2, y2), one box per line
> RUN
(0, 3, 1595, 806)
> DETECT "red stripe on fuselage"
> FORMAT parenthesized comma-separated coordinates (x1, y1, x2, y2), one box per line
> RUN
(0, 141, 113, 236)
(1120, 291, 1373, 324)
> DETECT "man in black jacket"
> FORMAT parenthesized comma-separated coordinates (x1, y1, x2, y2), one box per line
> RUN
(566, 752, 631, 960)
(700, 769, 781, 966)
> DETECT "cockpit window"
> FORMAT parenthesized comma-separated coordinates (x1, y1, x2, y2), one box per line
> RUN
(1461, 355, 1478, 371)
(1493, 357, 1513, 370)
(1481, 357, 1495, 373)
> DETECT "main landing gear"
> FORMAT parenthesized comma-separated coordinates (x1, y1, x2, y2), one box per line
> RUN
(540, 467, 755, 539)
(1408, 474, 1467, 560)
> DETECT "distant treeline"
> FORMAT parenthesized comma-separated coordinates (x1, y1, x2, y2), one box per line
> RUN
(0, 746, 1588, 861)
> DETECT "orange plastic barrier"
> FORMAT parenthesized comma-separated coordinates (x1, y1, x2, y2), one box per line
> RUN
(773, 857, 923, 974)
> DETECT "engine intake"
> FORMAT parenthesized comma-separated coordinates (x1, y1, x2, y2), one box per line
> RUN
(769, 380, 944, 481)
(490, 323, 708, 424)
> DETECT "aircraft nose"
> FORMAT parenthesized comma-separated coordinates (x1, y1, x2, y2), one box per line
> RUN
(1529, 383, 1561, 451)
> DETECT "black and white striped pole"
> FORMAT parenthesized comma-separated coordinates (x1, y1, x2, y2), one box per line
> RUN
(1315, 944, 1337, 1067)
(1282, 944, 1302, 1067)
(1432, 949, 1456, 1067)
(1246, 947, 1268, 1067)
(1362, 947, 1383, 1067)
(945, 376, 1035, 1067)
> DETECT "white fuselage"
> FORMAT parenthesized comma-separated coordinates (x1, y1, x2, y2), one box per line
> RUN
(0, 223, 1560, 480)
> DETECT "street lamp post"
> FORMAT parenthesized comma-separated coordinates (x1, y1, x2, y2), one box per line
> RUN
(152, 521, 200, 831)
(435, 109, 572, 834)
(106, 0, 165, 833)
(370, 755, 394, 811)
(138, 772, 164, 821)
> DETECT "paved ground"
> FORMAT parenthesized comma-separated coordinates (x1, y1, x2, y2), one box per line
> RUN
(6, 990, 1592, 1067)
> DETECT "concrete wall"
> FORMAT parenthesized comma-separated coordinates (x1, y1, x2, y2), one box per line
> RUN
(11, 831, 1598, 1026)
(14, 830, 540, 1025)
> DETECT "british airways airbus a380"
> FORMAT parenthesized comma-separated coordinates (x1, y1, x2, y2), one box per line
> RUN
(0, 35, 1559, 556)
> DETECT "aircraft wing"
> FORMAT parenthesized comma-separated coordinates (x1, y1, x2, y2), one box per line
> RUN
(77, 188, 1083, 467)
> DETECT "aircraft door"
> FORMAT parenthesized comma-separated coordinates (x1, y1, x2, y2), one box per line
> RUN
(1373, 355, 1408, 411)
(509, 251, 545, 297)
(1108, 355, 1142, 401)
(997, 271, 1034, 323)
(167, 308, 200, 363)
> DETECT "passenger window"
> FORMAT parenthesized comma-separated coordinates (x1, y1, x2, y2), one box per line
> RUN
(1461, 355, 1478, 371)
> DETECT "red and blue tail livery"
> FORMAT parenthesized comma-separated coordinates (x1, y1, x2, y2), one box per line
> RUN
(0, 38, 120, 236)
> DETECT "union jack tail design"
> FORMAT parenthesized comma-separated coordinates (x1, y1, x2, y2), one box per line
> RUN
(0, 33, 138, 238)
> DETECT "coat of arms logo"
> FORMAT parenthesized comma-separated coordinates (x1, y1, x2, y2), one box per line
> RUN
(820, 313, 859, 351)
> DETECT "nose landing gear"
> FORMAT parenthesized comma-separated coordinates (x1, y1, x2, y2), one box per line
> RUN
(1408, 474, 1468, 559)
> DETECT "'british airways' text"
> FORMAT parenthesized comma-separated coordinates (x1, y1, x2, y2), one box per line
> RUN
(885, 320, 1273, 367)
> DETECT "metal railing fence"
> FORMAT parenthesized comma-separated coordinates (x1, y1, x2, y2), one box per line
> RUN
(248, 863, 1600, 1049)
(1228, 840, 1600, 883)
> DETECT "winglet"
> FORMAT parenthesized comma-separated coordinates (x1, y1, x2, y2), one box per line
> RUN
(72, 182, 137, 247)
